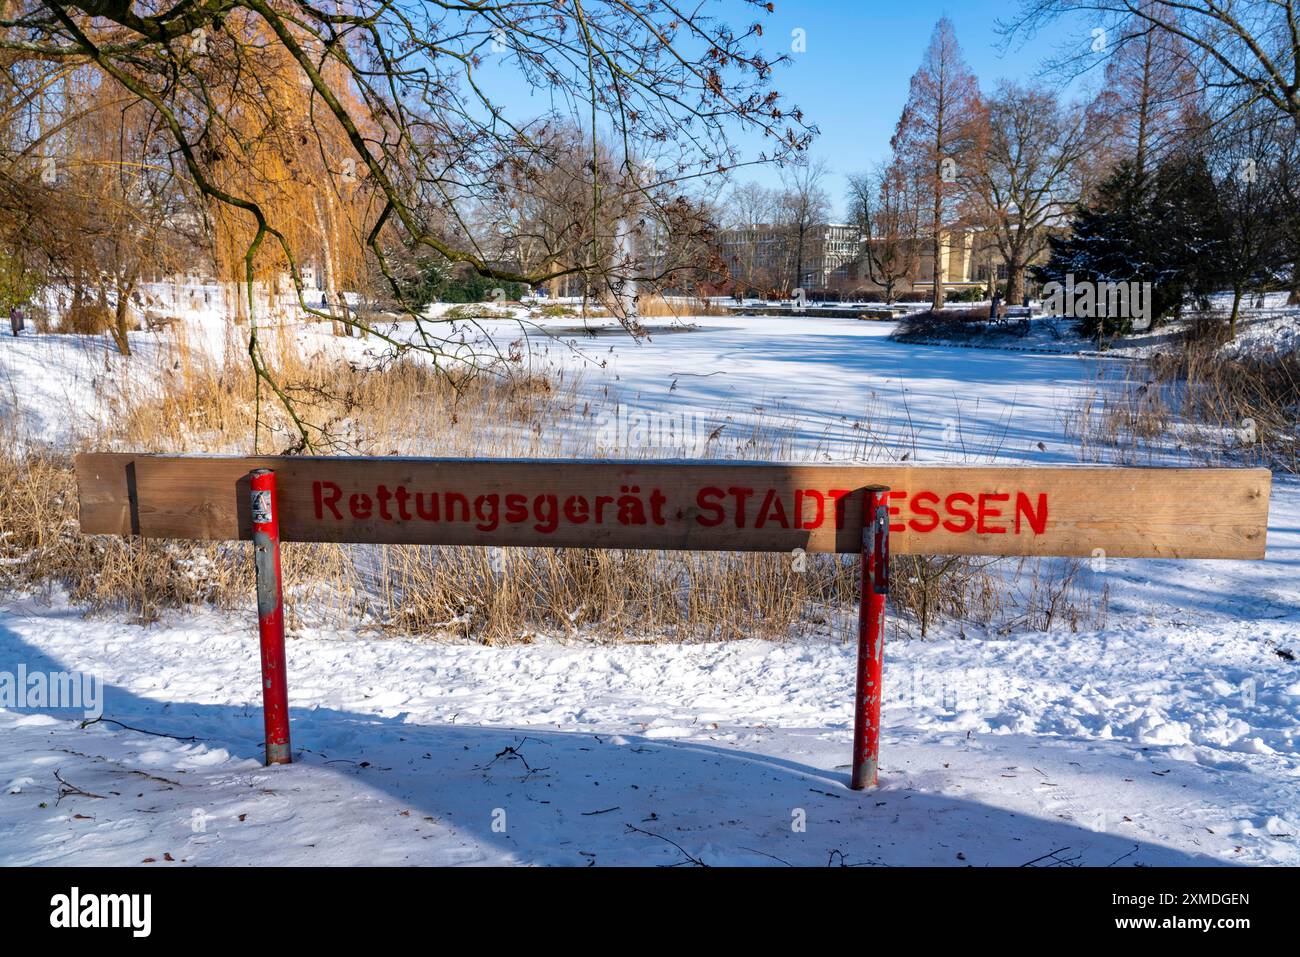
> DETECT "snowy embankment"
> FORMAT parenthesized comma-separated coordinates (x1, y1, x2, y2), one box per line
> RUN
(0, 309, 1297, 866)
(889, 292, 1300, 361)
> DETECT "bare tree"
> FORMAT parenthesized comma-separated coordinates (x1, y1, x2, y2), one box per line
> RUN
(846, 159, 922, 302)
(892, 17, 985, 309)
(778, 156, 830, 291)
(1003, 1, 1300, 129)
(717, 180, 779, 295)
(488, 125, 625, 303)
(0, 60, 197, 352)
(973, 80, 1089, 303)
(725, 181, 780, 231)
(1081, 4, 1203, 194)
(1274, 124, 1300, 303)
(1207, 108, 1290, 331)
(80, 83, 197, 352)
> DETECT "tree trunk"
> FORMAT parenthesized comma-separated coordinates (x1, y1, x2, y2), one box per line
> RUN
(1006, 260, 1026, 305)
(1289, 241, 1300, 304)
(109, 277, 136, 355)
(930, 174, 944, 310)
(231, 268, 250, 326)
(795, 223, 806, 293)
(337, 291, 356, 337)
(315, 196, 343, 334)
(70, 264, 86, 327)
(930, 230, 944, 309)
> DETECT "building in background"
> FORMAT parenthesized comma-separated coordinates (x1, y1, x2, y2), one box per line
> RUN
(715, 222, 862, 295)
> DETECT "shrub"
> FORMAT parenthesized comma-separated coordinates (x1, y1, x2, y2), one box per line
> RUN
(945, 285, 988, 303)
(891, 308, 989, 341)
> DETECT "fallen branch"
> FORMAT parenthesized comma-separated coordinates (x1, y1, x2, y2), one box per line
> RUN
(79, 716, 203, 742)
(624, 824, 707, 867)
(54, 769, 106, 804)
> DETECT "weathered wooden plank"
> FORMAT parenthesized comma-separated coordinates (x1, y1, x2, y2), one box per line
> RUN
(73, 452, 1271, 558)
(74, 452, 139, 538)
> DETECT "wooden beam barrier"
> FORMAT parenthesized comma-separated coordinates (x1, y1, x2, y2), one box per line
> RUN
(72, 453, 1273, 784)
(75, 453, 1270, 559)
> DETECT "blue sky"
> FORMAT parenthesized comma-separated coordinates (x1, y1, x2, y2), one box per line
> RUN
(477, 1, 1101, 218)
(722, 1, 1097, 214)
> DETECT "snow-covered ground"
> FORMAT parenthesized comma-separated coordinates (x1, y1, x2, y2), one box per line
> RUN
(889, 293, 1300, 361)
(1, 307, 1296, 866)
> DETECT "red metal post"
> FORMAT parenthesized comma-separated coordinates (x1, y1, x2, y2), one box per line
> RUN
(852, 486, 890, 790)
(250, 468, 292, 765)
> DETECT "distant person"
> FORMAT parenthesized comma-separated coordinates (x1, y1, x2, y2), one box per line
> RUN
(9, 305, 24, 337)
(989, 293, 1001, 321)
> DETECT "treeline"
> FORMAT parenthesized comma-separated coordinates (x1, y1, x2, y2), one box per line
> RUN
(735, 5, 1300, 339)
(884, 11, 1299, 331)
(1039, 118, 1300, 337)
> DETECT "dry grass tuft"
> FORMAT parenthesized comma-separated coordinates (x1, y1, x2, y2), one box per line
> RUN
(1070, 319, 1298, 473)
(59, 302, 135, 336)
(0, 449, 245, 621)
(1066, 367, 1172, 466)
(107, 322, 566, 456)
(1149, 333, 1298, 473)
(632, 294, 727, 318)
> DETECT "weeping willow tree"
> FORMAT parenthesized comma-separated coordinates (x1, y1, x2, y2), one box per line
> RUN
(74, 70, 197, 352)
(2, 0, 811, 449)
(200, 13, 375, 330)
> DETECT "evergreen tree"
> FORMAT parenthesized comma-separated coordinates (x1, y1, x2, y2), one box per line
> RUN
(403, 257, 529, 308)
(1151, 151, 1225, 312)
(1035, 154, 1223, 338)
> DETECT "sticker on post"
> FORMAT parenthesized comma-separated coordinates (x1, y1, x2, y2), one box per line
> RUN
(252, 489, 273, 525)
